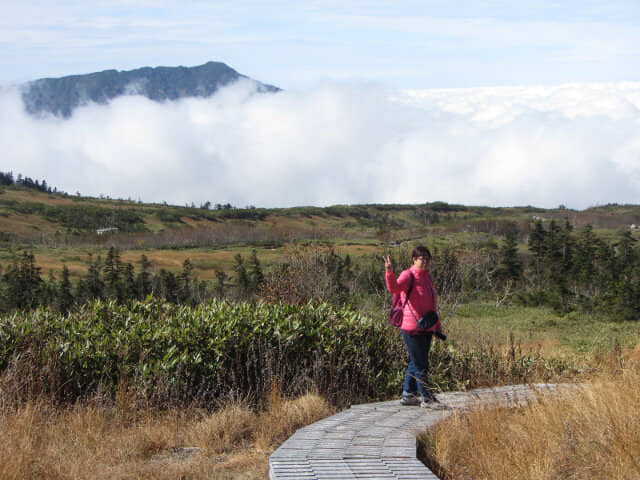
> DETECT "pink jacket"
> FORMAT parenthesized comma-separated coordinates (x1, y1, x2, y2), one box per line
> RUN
(386, 266, 438, 335)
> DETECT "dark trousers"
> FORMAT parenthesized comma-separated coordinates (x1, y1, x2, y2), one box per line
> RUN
(401, 331, 433, 398)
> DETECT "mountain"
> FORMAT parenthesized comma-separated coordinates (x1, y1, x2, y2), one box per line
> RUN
(20, 61, 281, 118)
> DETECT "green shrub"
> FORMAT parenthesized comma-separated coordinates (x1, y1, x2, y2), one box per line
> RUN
(0, 299, 406, 406)
(0, 200, 145, 231)
(0, 299, 584, 408)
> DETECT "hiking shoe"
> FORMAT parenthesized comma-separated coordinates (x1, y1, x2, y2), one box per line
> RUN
(400, 394, 421, 406)
(421, 401, 451, 411)
(420, 392, 439, 408)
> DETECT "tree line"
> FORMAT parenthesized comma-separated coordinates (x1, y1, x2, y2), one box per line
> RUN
(0, 171, 62, 194)
(481, 220, 640, 320)
(0, 246, 362, 315)
(0, 248, 208, 313)
(1, 222, 639, 321)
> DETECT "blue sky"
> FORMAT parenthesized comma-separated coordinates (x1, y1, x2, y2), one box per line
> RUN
(2, 0, 640, 89)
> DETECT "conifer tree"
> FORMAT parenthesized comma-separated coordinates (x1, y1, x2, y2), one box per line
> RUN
(215, 269, 228, 298)
(103, 247, 121, 300)
(595, 240, 617, 302)
(496, 229, 523, 285)
(121, 262, 136, 301)
(58, 265, 74, 313)
(616, 230, 637, 272)
(136, 255, 152, 299)
(574, 224, 600, 295)
(528, 219, 546, 277)
(85, 254, 104, 299)
(234, 254, 250, 298)
(152, 269, 179, 302)
(42, 270, 58, 308)
(613, 230, 640, 319)
(537, 220, 575, 311)
(179, 259, 194, 303)
(4, 252, 43, 310)
(249, 250, 264, 291)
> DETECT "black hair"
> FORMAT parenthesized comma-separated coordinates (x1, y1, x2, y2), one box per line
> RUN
(412, 246, 432, 260)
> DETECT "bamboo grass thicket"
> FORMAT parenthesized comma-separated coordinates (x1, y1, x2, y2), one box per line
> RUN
(0, 298, 588, 408)
(0, 298, 408, 406)
(1, 298, 591, 409)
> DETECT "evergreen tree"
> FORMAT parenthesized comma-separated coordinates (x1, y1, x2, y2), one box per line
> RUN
(136, 255, 152, 299)
(74, 278, 89, 304)
(613, 230, 640, 319)
(0, 171, 14, 186)
(42, 270, 58, 308)
(85, 254, 104, 299)
(57, 265, 74, 313)
(103, 247, 121, 300)
(3, 252, 43, 310)
(234, 254, 250, 298)
(153, 269, 179, 303)
(595, 240, 618, 305)
(249, 250, 264, 291)
(496, 229, 523, 285)
(616, 230, 637, 272)
(215, 269, 228, 298)
(179, 259, 194, 303)
(121, 262, 136, 301)
(542, 220, 575, 311)
(560, 220, 575, 276)
(528, 219, 546, 277)
(574, 224, 600, 296)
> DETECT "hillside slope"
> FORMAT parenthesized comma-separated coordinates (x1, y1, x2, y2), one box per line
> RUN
(2, 185, 639, 243)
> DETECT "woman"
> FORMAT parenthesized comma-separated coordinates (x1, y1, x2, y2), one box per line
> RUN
(384, 246, 440, 407)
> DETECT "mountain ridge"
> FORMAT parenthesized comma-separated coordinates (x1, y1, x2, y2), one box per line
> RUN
(20, 61, 280, 118)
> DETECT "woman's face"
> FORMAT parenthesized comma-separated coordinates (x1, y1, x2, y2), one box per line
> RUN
(413, 255, 431, 271)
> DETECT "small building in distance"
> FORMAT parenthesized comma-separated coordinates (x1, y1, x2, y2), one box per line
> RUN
(96, 227, 119, 235)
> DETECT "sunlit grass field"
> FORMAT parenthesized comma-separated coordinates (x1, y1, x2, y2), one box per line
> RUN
(449, 302, 640, 355)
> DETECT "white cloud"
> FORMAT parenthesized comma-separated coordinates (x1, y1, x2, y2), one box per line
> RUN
(2, 80, 640, 209)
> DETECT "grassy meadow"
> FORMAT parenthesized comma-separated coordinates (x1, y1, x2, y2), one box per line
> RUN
(1, 183, 640, 478)
(2, 184, 640, 281)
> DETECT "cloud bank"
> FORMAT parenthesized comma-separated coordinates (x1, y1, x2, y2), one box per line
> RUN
(2, 80, 640, 209)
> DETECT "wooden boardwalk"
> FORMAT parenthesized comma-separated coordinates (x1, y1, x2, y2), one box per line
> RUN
(270, 384, 566, 479)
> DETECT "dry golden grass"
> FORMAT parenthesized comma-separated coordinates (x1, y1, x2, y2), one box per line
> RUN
(424, 347, 640, 480)
(0, 390, 333, 480)
(0, 212, 61, 237)
(11, 242, 374, 283)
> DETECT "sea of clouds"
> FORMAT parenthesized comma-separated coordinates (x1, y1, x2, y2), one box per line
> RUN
(1, 80, 639, 209)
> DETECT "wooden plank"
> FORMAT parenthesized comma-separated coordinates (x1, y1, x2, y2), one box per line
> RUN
(270, 384, 567, 480)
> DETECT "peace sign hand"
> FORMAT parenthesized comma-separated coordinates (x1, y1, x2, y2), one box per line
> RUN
(383, 255, 394, 272)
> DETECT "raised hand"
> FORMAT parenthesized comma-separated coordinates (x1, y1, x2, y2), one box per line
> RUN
(383, 255, 394, 272)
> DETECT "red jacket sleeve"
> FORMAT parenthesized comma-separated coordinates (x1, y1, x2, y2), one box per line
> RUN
(385, 269, 412, 294)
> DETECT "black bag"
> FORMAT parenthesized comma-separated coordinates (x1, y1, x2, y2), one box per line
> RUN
(418, 310, 440, 331)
